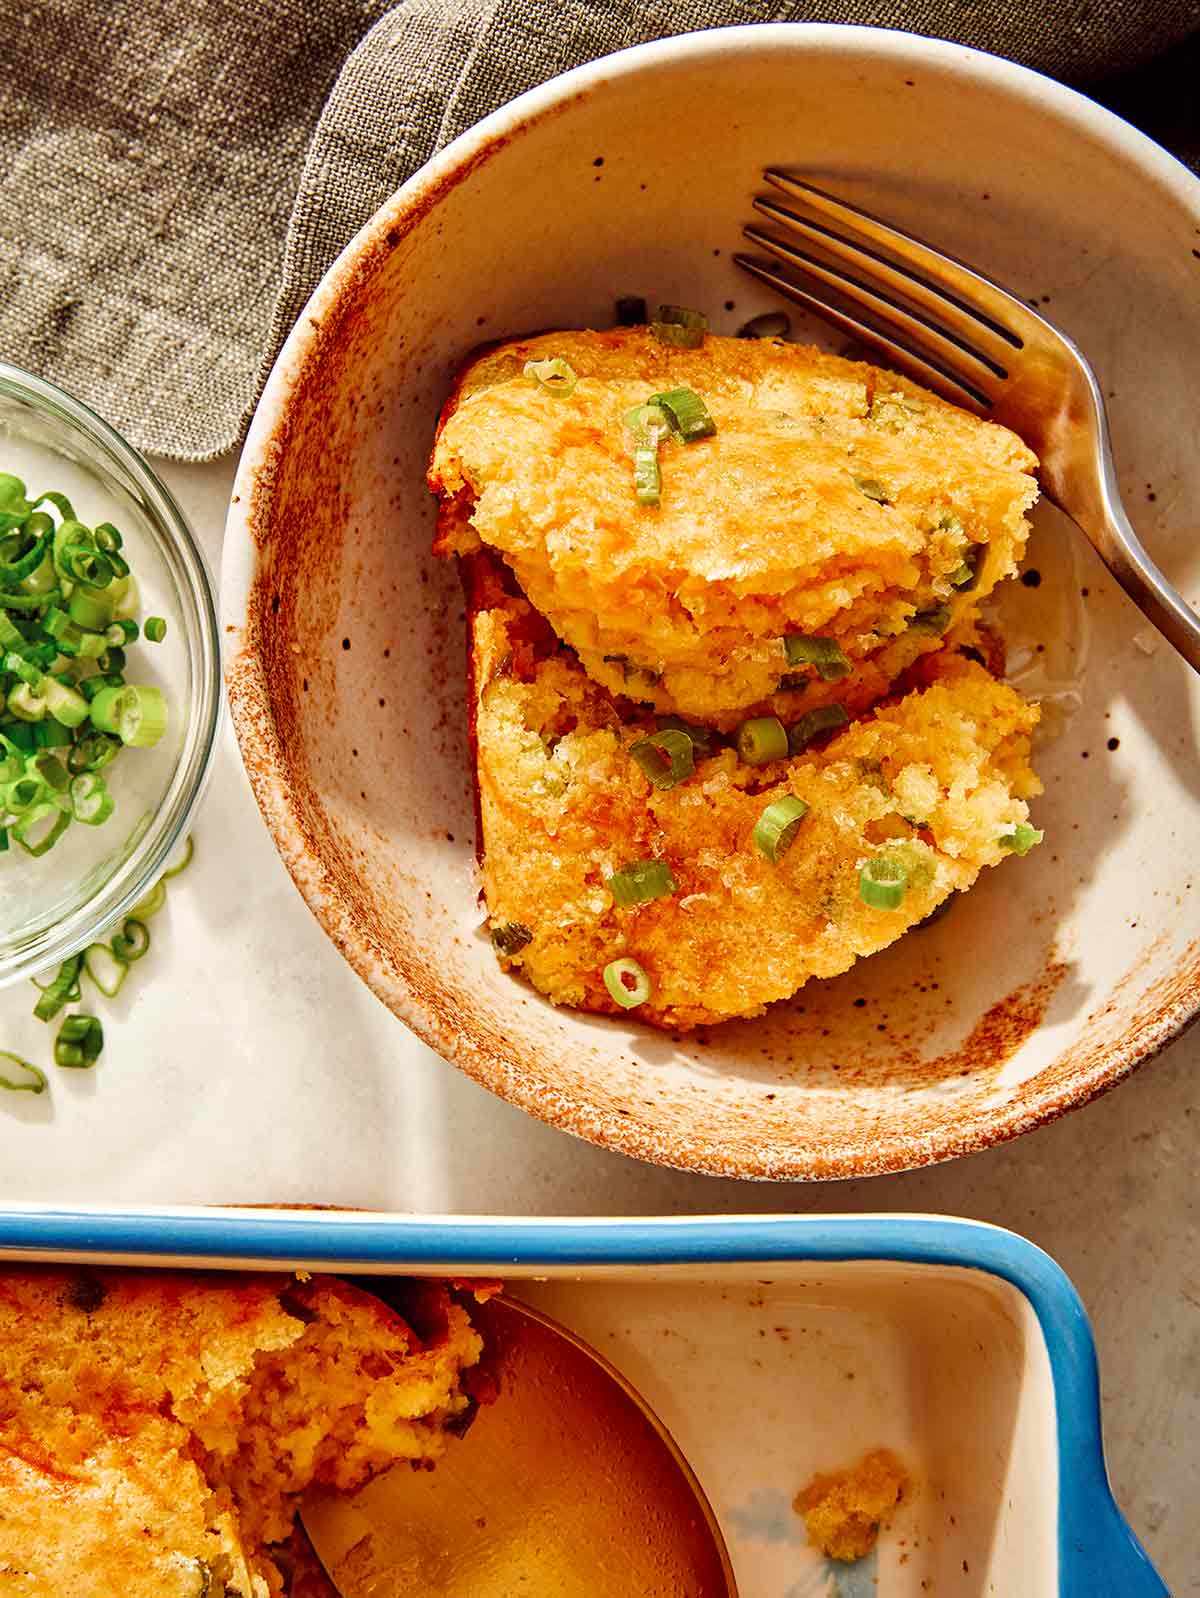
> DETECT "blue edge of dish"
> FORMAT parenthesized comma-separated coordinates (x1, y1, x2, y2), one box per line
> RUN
(0, 1208, 1167, 1596)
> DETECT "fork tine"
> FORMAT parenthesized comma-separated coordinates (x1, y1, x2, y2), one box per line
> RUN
(733, 253, 993, 411)
(751, 197, 1012, 377)
(744, 219, 1008, 383)
(763, 172, 1029, 350)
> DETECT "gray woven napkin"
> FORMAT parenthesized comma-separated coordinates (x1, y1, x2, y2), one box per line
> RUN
(0, 0, 1196, 462)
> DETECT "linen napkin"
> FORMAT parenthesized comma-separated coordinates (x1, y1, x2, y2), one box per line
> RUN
(0, 0, 1195, 462)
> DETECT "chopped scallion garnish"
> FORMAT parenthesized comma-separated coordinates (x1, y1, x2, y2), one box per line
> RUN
(788, 703, 849, 753)
(524, 356, 578, 396)
(54, 1013, 103, 1069)
(753, 795, 810, 863)
(736, 716, 789, 766)
(0, 1051, 46, 1093)
(859, 855, 909, 910)
(912, 605, 953, 634)
(998, 822, 1043, 856)
(629, 729, 695, 790)
(646, 388, 716, 442)
(633, 447, 661, 506)
(650, 304, 707, 349)
(608, 859, 677, 907)
(83, 942, 128, 998)
(110, 917, 150, 962)
(853, 475, 890, 504)
(783, 635, 852, 682)
(603, 956, 651, 1009)
(491, 921, 532, 956)
(143, 616, 167, 643)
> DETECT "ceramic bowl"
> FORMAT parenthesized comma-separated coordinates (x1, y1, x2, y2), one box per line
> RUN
(222, 24, 1200, 1179)
(0, 1207, 1170, 1595)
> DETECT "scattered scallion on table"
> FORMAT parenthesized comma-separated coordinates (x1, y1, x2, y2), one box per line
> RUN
(736, 716, 789, 766)
(1, 834, 194, 1096)
(0, 475, 169, 860)
(629, 728, 695, 790)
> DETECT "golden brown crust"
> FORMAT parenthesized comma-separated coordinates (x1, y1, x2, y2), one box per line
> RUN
(430, 328, 1038, 719)
(470, 587, 1040, 1030)
(0, 1268, 485, 1596)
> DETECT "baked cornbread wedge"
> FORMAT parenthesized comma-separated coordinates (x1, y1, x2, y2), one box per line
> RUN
(431, 327, 1039, 721)
(0, 1270, 486, 1597)
(468, 562, 1041, 1031)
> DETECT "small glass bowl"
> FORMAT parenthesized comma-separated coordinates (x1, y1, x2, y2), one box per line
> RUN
(0, 363, 220, 986)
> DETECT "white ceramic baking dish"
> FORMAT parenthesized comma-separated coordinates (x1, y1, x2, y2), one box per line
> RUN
(0, 1207, 1167, 1596)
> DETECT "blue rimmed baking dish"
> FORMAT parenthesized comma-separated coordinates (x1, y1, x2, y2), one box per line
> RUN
(0, 1207, 1167, 1596)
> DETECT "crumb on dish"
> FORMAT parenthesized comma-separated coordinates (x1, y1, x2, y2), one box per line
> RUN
(794, 1446, 910, 1562)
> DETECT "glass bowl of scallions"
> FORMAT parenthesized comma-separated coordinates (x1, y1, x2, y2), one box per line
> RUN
(0, 362, 220, 987)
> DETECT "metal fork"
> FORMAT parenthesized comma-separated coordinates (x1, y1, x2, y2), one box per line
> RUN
(736, 172, 1200, 673)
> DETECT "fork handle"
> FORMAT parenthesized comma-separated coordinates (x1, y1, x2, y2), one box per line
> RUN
(1083, 486, 1200, 673)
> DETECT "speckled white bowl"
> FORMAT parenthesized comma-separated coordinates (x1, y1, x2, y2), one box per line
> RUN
(222, 24, 1200, 1179)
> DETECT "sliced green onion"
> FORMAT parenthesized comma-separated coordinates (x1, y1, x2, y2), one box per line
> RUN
(54, 1013, 103, 1069)
(32, 752, 68, 792)
(615, 295, 648, 327)
(998, 822, 1044, 856)
(81, 674, 124, 703)
(646, 387, 716, 442)
(853, 475, 890, 504)
(650, 304, 707, 349)
(490, 921, 532, 956)
(62, 544, 113, 587)
(106, 618, 139, 645)
(607, 858, 677, 907)
(112, 685, 167, 748)
(736, 716, 789, 765)
(912, 605, 953, 634)
(633, 446, 661, 506)
(623, 403, 671, 446)
(783, 634, 852, 682)
(111, 917, 150, 962)
(0, 1052, 46, 1093)
(70, 772, 114, 825)
(96, 644, 126, 675)
(13, 804, 70, 855)
(629, 729, 694, 790)
(67, 731, 120, 773)
(83, 942, 129, 998)
(753, 795, 810, 863)
(5, 775, 44, 813)
(603, 956, 651, 1009)
(788, 704, 849, 753)
(92, 521, 123, 552)
(949, 543, 981, 590)
(655, 717, 713, 757)
(0, 828, 7, 853)
(738, 311, 791, 339)
(859, 855, 909, 910)
(129, 878, 167, 920)
(68, 586, 115, 631)
(524, 357, 578, 397)
(42, 677, 89, 728)
(0, 474, 28, 510)
(32, 955, 82, 1022)
(1, 722, 34, 752)
(161, 834, 195, 879)
(4, 652, 43, 689)
(0, 611, 21, 648)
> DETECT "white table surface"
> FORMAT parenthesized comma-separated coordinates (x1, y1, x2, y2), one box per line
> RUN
(0, 454, 1194, 1592)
